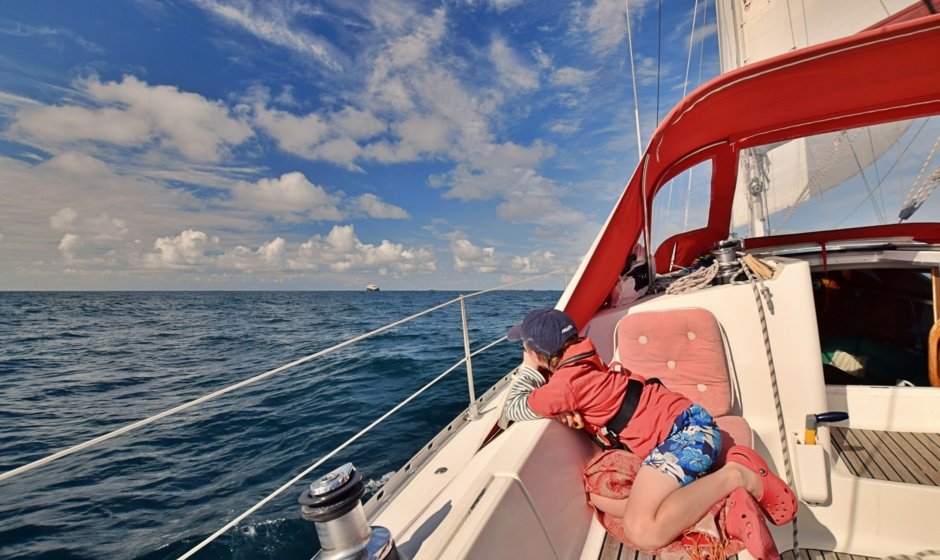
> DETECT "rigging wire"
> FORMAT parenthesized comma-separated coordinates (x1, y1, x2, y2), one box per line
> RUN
(0, 270, 563, 484)
(655, 0, 662, 125)
(847, 138, 888, 224)
(176, 335, 509, 560)
(776, 131, 854, 232)
(682, 0, 709, 232)
(868, 127, 890, 219)
(665, 0, 701, 230)
(835, 118, 932, 227)
(624, 0, 644, 161)
(899, 134, 940, 221)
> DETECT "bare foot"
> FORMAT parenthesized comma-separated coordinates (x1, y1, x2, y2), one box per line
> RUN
(726, 461, 763, 499)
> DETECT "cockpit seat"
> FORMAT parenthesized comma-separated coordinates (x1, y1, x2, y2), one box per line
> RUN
(614, 307, 752, 462)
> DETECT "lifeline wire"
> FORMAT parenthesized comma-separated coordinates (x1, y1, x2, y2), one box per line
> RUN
(0, 269, 562, 484)
(176, 335, 508, 560)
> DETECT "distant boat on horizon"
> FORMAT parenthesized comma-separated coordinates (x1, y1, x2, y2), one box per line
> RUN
(365, 284, 380, 292)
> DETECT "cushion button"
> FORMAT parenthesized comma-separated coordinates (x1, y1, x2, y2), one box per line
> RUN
(687, 331, 696, 340)
(638, 335, 648, 345)
(667, 360, 676, 369)
(697, 383, 707, 392)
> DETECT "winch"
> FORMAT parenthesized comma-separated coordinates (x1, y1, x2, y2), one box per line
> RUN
(711, 238, 744, 284)
(299, 463, 401, 560)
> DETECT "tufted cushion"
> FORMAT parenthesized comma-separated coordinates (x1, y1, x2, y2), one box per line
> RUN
(615, 308, 732, 417)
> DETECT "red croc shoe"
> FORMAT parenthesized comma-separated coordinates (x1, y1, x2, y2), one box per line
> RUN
(726, 445, 797, 525)
(724, 487, 780, 560)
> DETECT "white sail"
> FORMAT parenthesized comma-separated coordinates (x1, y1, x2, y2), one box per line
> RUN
(716, 0, 917, 234)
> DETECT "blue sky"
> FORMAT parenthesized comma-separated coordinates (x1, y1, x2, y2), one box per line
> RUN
(0, 0, 718, 290)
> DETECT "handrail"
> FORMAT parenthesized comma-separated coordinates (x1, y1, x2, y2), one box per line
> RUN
(0, 269, 561, 484)
(177, 335, 508, 560)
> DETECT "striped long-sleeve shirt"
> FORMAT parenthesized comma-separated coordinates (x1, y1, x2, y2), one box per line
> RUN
(502, 364, 547, 422)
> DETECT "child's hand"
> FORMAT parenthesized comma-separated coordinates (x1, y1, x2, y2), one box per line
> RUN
(553, 411, 584, 429)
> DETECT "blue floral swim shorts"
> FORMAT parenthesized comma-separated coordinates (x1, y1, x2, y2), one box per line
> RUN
(641, 403, 721, 487)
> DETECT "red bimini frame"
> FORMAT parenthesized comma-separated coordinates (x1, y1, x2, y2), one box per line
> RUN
(561, 15, 940, 328)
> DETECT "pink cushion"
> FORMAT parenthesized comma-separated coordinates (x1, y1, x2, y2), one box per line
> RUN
(615, 308, 732, 417)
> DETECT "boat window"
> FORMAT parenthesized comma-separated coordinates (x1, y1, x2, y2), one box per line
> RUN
(730, 117, 940, 239)
(650, 160, 712, 262)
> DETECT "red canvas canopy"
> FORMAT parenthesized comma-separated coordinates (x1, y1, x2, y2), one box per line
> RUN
(562, 15, 940, 328)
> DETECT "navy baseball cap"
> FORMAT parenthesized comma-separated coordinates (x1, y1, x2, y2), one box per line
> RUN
(507, 308, 578, 357)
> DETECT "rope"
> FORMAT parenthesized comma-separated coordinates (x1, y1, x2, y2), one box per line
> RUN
(177, 335, 508, 560)
(0, 270, 563, 484)
(665, 262, 718, 295)
(739, 257, 798, 553)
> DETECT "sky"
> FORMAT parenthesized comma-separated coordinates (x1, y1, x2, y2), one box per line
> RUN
(0, 0, 719, 290)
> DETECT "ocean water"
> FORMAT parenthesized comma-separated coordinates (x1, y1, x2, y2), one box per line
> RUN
(0, 290, 560, 560)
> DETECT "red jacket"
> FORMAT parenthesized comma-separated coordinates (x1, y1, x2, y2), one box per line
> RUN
(527, 338, 691, 457)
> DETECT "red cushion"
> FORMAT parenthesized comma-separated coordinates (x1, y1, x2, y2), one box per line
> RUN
(615, 308, 732, 417)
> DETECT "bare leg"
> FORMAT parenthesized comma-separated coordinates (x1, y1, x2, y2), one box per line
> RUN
(589, 493, 628, 516)
(621, 462, 760, 550)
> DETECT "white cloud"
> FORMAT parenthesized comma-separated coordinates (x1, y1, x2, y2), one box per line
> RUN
(12, 76, 253, 161)
(87, 76, 253, 160)
(382, 8, 446, 73)
(58, 233, 82, 261)
(450, 236, 500, 273)
(458, 0, 525, 10)
(253, 104, 384, 169)
(585, 0, 626, 53)
(549, 120, 582, 135)
(349, 194, 409, 220)
(312, 137, 363, 170)
(497, 194, 584, 226)
(228, 171, 343, 221)
(511, 250, 557, 274)
(581, 0, 652, 55)
(50, 207, 79, 231)
(295, 225, 436, 275)
(490, 38, 538, 91)
(193, 0, 339, 69)
(396, 116, 450, 153)
(217, 237, 287, 271)
(146, 229, 218, 268)
(0, 153, 257, 274)
(487, 0, 525, 10)
(361, 116, 450, 164)
(551, 66, 594, 86)
(15, 105, 153, 146)
(333, 107, 386, 140)
(254, 105, 330, 156)
(443, 140, 555, 200)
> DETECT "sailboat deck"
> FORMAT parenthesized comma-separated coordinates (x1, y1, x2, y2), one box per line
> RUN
(598, 532, 878, 560)
(596, 425, 940, 560)
(830, 427, 940, 485)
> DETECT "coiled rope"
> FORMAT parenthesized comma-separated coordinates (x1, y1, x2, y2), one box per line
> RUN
(665, 262, 718, 295)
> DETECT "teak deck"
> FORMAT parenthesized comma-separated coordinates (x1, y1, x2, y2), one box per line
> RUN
(597, 533, 877, 560)
(598, 426, 940, 560)
(830, 427, 940, 486)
